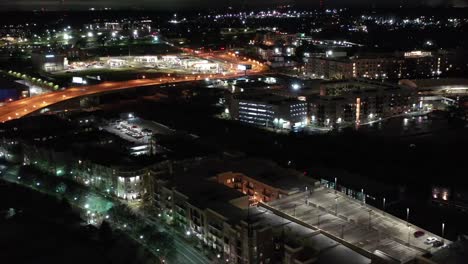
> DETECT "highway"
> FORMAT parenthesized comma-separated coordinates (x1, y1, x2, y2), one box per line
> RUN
(0, 73, 246, 123)
(0, 50, 267, 123)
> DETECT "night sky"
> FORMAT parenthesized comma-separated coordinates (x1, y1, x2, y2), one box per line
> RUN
(0, 0, 467, 10)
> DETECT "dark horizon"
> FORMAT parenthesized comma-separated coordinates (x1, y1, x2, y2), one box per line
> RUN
(0, 0, 467, 11)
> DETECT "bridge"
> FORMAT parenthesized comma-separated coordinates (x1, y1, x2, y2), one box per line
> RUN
(0, 73, 248, 123)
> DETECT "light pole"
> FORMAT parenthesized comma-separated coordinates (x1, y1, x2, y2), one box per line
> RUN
(406, 208, 410, 226)
(442, 223, 445, 244)
(334, 177, 338, 193)
(335, 197, 338, 215)
(407, 225, 411, 245)
(361, 189, 365, 204)
(383, 197, 386, 212)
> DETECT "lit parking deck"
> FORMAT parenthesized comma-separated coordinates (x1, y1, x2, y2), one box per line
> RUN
(266, 188, 449, 263)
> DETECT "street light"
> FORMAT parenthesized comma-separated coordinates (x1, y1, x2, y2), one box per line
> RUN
(334, 177, 338, 193)
(442, 223, 445, 243)
(406, 208, 410, 226)
(361, 188, 365, 204)
(407, 225, 411, 245)
(383, 197, 386, 212)
(335, 197, 338, 215)
(292, 83, 301, 90)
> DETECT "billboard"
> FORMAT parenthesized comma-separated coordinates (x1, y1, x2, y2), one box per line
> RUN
(72, 77, 84, 84)
(237, 64, 252, 71)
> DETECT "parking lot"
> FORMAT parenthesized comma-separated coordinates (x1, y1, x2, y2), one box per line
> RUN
(64, 54, 229, 75)
(104, 119, 153, 144)
(267, 188, 449, 263)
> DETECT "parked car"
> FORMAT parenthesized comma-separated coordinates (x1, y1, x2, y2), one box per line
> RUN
(414, 231, 425, 238)
(432, 241, 444, 248)
(425, 237, 437, 244)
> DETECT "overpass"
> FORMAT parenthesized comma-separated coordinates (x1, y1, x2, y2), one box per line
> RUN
(0, 73, 250, 123)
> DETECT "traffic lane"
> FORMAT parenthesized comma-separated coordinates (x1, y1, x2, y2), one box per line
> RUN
(0, 73, 249, 122)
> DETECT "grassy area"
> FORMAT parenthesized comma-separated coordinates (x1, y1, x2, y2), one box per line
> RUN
(0, 181, 155, 264)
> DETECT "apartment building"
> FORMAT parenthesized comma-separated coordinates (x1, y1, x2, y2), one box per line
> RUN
(309, 79, 419, 126)
(305, 50, 454, 80)
(152, 158, 371, 264)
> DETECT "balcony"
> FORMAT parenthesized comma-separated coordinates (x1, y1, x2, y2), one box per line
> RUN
(209, 223, 223, 232)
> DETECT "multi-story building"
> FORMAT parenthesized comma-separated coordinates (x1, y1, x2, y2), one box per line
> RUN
(309, 79, 420, 126)
(152, 158, 373, 264)
(256, 45, 297, 68)
(254, 31, 299, 47)
(216, 171, 306, 204)
(305, 50, 454, 80)
(228, 93, 308, 129)
(31, 52, 67, 72)
(0, 116, 160, 201)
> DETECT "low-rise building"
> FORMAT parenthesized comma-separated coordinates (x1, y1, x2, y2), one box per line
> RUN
(309, 79, 420, 126)
(31, 52, 67, 72)
(228, 93, 308, 129)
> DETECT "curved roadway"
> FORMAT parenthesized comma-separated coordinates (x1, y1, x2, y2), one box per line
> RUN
(0, 73, 247, 122)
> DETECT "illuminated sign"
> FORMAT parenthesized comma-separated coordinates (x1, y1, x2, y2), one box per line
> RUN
(404, 51, 432, 58)
(45, 55, 55, 58)
(237, 64, 252, 71)
(72, 77, 84, 84)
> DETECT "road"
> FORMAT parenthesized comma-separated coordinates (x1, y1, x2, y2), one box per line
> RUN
(0, 50, 267, 123)
(0, 73, 247, 123)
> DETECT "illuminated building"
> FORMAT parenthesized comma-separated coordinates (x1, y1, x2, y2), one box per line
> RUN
(31, 52, 66, 72)
(309, 79, 419, 126)
(228, 93, 308, 129)
(305, 50, 454, 80)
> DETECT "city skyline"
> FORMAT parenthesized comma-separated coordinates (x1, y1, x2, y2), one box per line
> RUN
(0, 0, 468, 11)
(0, 3, 467, 264)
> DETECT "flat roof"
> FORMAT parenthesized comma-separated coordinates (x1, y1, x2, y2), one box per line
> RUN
(249, 207, 371, 264)
(267, 188, 449, 263)
(401, 78, 468, 89)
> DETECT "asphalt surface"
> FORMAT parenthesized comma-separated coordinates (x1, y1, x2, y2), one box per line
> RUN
(267, 188, 449, 263)
(0, 52, 266, 123)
